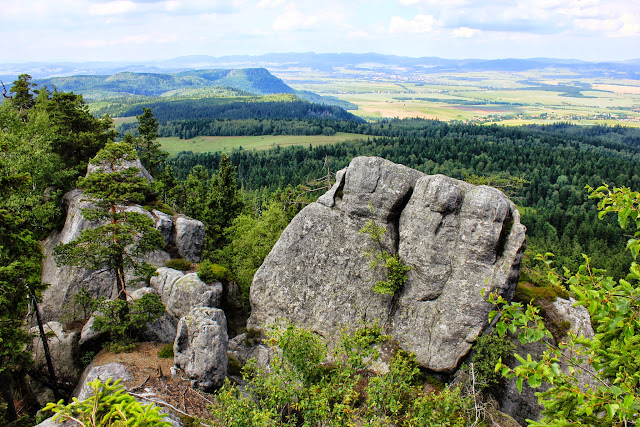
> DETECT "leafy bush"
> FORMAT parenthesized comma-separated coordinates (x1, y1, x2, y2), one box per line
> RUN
(359, 216, 410, 295)
(43, 378, 172, 426)
(488, 185, 640, 425)
(198, 260, 232, 284)
(208, 323, 476, 426)
(462, 331, 515, 389)
(165, 258, 192, 271)
(157, 343, 174, 359)
(93, 293, 165, 352)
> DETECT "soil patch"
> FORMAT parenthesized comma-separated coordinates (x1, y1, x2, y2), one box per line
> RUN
(92, 342, 216, 421)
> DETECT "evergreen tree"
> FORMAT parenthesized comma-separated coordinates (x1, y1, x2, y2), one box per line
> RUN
(203, 153, 244, 254)
(54, 141, 165, 302)
(46, 90, 116, 171)
(0, 173, 46, 423)
(135, 107, 167, 176)
(8, 74, 37, 112)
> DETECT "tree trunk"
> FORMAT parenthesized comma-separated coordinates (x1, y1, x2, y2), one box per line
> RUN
(31, 293, 61, 402)
(0, 369, 17, 423)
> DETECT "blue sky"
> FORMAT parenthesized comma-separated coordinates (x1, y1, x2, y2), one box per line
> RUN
(2, 0, 639, 62)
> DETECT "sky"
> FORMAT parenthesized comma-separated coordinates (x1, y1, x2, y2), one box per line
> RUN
(2, 0, 640, 63)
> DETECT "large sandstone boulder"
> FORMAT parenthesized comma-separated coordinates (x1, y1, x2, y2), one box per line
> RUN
(249, 156, 526, 372)
(174, 307, 228, 391)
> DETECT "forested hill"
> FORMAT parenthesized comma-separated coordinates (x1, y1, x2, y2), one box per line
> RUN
(36, 68, 293, 97)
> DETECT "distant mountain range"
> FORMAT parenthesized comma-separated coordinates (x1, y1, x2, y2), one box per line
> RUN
(1, 53, 638, 82)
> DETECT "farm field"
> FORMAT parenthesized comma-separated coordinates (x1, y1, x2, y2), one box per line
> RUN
(277, 69, 640, 126)
(159, 132, 370, 155)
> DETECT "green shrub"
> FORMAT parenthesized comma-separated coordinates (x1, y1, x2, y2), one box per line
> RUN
(157, 343, 174, 359)
(209, 323, 476, 426)
(81, 351, 96, 367)
(464, 330, 515, 389)
(43, 378, 172, 426)
(406, 386, 470, 426)
(93, 293, 166, 352)
(165, 258, 192, 271)
(359, 216, 410, 295)
(198, 260, 232, 284)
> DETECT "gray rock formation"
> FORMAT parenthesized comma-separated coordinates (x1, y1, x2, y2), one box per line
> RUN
(30, 321, 83, 386)
(228, 333, 271, 370)
(151, 268, 223, 320)
(174, 307, 228, 391)
(551, 297, 598, 391)
(173, 216, 206, 263)
(40, 192, 205, 322)
(79, 313, 105, 347)
(249, 156, 526, 372)
(497, 297, 596, 424)
(87, 156, 153, 181)
(74, 362, 133, 401)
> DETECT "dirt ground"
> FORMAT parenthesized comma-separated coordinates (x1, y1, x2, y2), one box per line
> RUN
(92, 342, 217, 421)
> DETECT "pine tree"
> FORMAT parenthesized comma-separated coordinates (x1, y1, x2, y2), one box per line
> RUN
(203, 153, 244, 253)
(54, 141, 165, 302)
(135, 107, 167, 176)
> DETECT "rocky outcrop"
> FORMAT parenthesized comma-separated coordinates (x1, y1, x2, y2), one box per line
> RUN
(174, 307, 228, 391)
(40, 191, 205, 322)
(249, 156, 526, 372)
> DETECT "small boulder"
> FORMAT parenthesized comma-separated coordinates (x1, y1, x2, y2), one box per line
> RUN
(166, 273, 223, 320)
(174, 307, 228, 391)
(73, 362, 132, 401)
(173, 216, 205, 262)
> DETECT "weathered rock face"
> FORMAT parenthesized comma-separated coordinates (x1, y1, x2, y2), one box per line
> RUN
(73, 362, 133, 401)
(249, 156, 526, 372)
(40, 191, 205, 322)
(174, 307, 228, 391)
(30, 321, 83, 387)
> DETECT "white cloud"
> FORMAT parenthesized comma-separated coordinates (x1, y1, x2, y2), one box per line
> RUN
(398, 0, 419, 5)
(75, 32, 179, 48)
(615, 12, 640, 37)
(89, 0, 137, 16)
(452, 27, 477, 38)
(347, 30, 369, 38)
(389, 14, 435, 33)
(257, 0, 285, 8)
(272, 3, 318, 31)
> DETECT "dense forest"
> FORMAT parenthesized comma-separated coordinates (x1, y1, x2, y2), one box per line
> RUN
(114, 97, 362, 138)
(165, 120, 640, 279)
